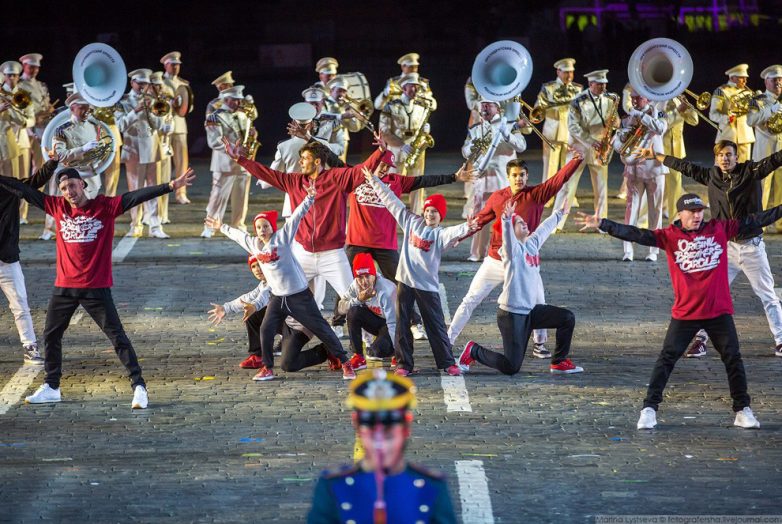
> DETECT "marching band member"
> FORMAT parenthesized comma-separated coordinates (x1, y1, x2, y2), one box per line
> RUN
(461, 99, 527, 261)
(660, 94, 699, 223)
(305, 87, 345, 159)
(374, 52, 436, 111)
(553, 69, 618, 230)
(0, 61, 35, 224)
(149, 72, 175, 225)
(114, 68, 169, 238)
(323, 76, 359, 162)
(201, 85, 254, 237)
(312, 57, 338, 97)
(18, 53, 53, 177)
(379, 73, 433, 214)
(161, 51, 192, 204)
(747, 65, 782, 230)
(709, 64, 755, 162)
(535, 58, 582, 188)
(612, 87, 668, 261)
(51, 93, 109, 198)
(206, 71, 234, 117)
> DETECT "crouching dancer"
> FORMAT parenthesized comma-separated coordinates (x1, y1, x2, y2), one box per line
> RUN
(208, 253, 338, 381)
(206, 186, 355, 381)
(364, 167, 479, 376)
(576, 193, 782, 429)
(337, 253, 398, 370)
(458, 202, 583, 376)
(0, 167, 196, 409)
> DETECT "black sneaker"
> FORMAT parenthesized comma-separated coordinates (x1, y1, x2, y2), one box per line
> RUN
(23, 344, 44, 366)
(532, 343, 551, 359)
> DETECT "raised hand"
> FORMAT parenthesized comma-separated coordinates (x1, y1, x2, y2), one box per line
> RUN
(240, 300, 256, 322)
(466, 214, 480, 232)
(574, 211, 600, 232)
(372, 131, 387, 152)
(502, 200, 515, 220)
(305, 181, 317, 199)
(204, 216, 222, 231)
(455, 162, 479, 182)
(207, 303, 226, 326)
(170, 166, 195, 190)
(362, 166, 375, 185)
(222, 137, 247, 160)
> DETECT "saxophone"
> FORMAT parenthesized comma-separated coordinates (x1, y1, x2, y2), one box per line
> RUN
(402, 97, 434, 172)
(596, 93, 620, 166)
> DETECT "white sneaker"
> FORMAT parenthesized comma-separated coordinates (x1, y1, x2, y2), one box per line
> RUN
(645, 253, 658, 262)
(733, 407, 760, 429)
(126, 225, 143, 238)
(19, 217, 28, 225)
(38, 229, 54, 240)
(637, 407, 657, 429)
(622, 253, 633, 262)
(149, 226, 170, 239)
(200, 226, 213, 239)
(132, 385, 148, 409)
(25, 384, 61, 404)
(532, 343, 551, 359)
(412, 324, 428, 340)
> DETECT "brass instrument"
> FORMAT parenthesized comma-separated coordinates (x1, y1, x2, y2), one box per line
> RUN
(674, 94, 720, 131)
(0, 89, 32, 111)
(387, 79, 402, 99)
(173, 84, 194, 117)
(466, 131, 493, 166)
(618, 111, 650, 157)
(239, 98, 258, 121)
(596, 94, 620, 166)
(402, 97, 434, 172)
(515, 98, 555, 148)
(767, 111, 782, 134)
(242, 122, 260, 160)
(684, 89, 711, 111)
(90, 103, 121, 125)
(727, 90, 760, 117)
(343, 95, 375, 132)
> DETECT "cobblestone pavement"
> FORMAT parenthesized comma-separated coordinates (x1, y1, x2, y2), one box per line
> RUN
(1, 151, 781, 523)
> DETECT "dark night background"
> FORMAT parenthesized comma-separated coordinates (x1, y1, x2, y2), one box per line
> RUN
(3, 0, 782, 160)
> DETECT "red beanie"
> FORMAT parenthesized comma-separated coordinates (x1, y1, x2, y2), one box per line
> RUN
(253, 210, 278, 233)
(247, 253, 260, 268)
(352, 252, 377, 277)
(423, 194, 447, 220)
(380, 149, 396, 168)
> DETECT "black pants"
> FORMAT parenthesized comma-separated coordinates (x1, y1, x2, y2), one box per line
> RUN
(43, 288, 144, 390)
(260, 288, 347, 369)
(346, 305, 394, 358)
(471, 305, 574, 375)
(278, 323, 329, 372)
(246, 308, 264, 355)
(644, 314, 750, 412)
(337, 245, 422, 327)
(395, 282, 454, 370)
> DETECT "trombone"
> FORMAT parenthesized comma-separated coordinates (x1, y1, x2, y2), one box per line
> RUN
(676, 93, 720, 131)
(342, 94, 375, 133)
(0, 89, 32, 111)
(516, 98, 555, 149)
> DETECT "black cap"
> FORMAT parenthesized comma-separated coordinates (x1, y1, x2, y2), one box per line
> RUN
(676, 193, 706, 212)
(56, 168, 82, 183)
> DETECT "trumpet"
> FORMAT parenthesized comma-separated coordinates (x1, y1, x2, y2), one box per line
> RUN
(515, 98, 555, 149)
(139, 92, 173, 117)
(0, 89, 32, 111)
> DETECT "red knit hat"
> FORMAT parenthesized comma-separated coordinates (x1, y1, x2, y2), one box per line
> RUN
(352, 252, 377, 277)
(247, 253, 260, 268)
(380, 150, 396, 168)
(423, 194, 447, 220)
(253, 210, 278, 232)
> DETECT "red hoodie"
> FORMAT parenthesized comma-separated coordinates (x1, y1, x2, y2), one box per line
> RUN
(473, 157, 582, 260)
(238, 149, 383, 252)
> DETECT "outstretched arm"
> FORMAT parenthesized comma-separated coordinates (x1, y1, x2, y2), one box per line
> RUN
(0, 175, 46, 210)
(120, 167, 194, 213)
(364, 166, 412, 229)
(738, 204, 782, 235)
(575, 212, 659, 247)
(530, 153, 583, 203)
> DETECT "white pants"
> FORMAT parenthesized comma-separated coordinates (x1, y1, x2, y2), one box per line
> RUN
(157, 156, 172, 223)
(447, 256, 546, 345)
(623, 175, 664, 258)
(126, 160, 160, 229)
(292, 242, 353, 306)
(171, 133, 188, 198)
(553, 161, 608, 229)
(205, 171, 251, 229)
(0, 261, 36, 346)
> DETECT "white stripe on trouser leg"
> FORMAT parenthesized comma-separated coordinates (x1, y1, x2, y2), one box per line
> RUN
(441, 375, 471, 412)
(0, 367, 42, 415)
(455, 460, 494, 523)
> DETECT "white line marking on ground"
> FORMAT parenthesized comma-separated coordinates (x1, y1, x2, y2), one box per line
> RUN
(441, 375, 472, 412)
(438, 283, 451, 324)
(0, 366, 42, 415)
(455, 460, 495, 523)
(111, 236, 138, 263)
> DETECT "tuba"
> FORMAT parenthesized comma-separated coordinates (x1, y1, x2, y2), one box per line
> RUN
(471, 40, 531, 172)
(47, 43, 126, 175)
(627, 37, 720, 131)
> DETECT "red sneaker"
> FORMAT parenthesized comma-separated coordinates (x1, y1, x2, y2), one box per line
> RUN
(685, 338, 707, 358)
(394, 367, 411, 377)
(252, 366, 275, 381)
(326, 353, 342, 371)
(445, 365, 462, 376)
(349, 353, 367, 371)
(458, 341, 476, 371)
(240, 354, 264, 369)
(342, 362, 356, 380)
(390, 356, 397, 369)
(550, 358, 584, 374)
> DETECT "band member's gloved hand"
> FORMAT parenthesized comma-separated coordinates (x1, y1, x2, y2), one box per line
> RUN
(423, 123, 430, 134)
(401, 144, 413, 155)
(81, 140, 101, 152)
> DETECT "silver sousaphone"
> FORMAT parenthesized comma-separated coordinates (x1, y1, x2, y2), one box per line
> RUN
(42, 43, 126, 176)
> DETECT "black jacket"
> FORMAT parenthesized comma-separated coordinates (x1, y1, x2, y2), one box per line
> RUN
(663, 151, 782, 240)
(0, 160, 58, 263)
